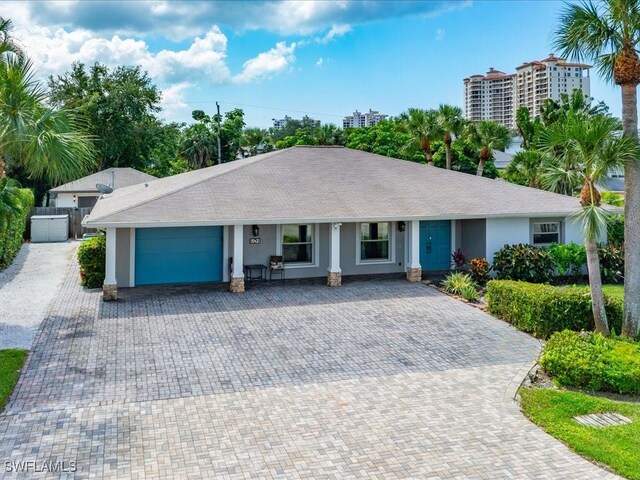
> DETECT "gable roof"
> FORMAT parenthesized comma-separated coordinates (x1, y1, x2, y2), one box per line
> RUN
(84, 146, 585, 227)
(50, 168, 157, 194)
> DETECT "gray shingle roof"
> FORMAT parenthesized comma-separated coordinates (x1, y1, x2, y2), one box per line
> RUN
(597, 176, 625, 193)
(492, 150, 515, 169)
(84, 146, 585, 227)
(50, 168, 157, 193)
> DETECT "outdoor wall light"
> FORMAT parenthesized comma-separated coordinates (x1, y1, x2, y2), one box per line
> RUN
(398, 221, 406, 232)
(252, 225, 260, 237)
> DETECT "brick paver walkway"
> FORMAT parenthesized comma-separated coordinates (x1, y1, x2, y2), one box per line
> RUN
(0, 262, 619, 479)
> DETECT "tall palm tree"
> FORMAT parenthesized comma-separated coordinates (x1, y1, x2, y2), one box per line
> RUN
(539, 113, 638, 335)
(0, 17, 23, 64)
(437, 104, 464, 170)
(464, 121, 511, 176)
(0, 56, 94, 184)
(505, 150, 546, 188)
(399, 109, 442, 165)
(555, 0, 640, 337)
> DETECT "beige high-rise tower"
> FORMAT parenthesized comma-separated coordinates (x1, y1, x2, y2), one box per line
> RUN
(463, 54, 591, 129)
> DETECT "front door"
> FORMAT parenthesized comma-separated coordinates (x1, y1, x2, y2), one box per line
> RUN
(419, 220, 452, 271)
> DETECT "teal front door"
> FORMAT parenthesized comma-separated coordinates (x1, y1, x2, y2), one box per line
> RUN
(419, 221, 452, 271)
(135, 227, 223, 286)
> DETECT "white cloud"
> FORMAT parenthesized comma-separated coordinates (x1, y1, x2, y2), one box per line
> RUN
(315, 57, 324, 67)
(22, 0, 472, 39)
(435, 28, 445, 41)
(317, 24, 352, 44)
(159, 82, 191, 120)
(233, 42, 297, 84)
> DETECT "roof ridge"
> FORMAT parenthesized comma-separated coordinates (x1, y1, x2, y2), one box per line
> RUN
(86, 148, 293, 223)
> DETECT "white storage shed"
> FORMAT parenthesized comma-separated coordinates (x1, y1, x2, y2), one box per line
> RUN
(31, 215, 69, 243)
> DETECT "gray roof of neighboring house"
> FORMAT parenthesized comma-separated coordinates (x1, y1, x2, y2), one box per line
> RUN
(50, 168, 157, 194)
(492, 150, 515, 169)
(597, 176, 625, 193)
(84, 146, 586, 227)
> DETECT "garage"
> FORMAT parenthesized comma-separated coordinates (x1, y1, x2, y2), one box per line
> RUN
(135, 226, 224, 286)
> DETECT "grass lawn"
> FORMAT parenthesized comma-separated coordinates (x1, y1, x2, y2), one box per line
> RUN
(521, 387, 640, 480)
(0, 349, 28, 410)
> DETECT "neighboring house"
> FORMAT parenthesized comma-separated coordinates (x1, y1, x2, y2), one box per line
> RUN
(50, 168, 157, 209)
(83, 146, 589, 300)
(597, 176, 625, 198)
(492, 150, 515, 170)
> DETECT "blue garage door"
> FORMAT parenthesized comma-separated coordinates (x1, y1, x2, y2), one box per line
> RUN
(135, 227, 223, 286)
(420, 220, 452, 271)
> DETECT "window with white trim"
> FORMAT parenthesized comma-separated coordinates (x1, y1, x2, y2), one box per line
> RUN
(281, 224, 314, 264)
(359, 222, 391, 261)
(533, 222, 560, 245)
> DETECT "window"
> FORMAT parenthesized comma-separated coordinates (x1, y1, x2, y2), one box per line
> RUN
(281, 224, 314, 264)
(533, 222, 560, 245)
(359, 222, 391, 262)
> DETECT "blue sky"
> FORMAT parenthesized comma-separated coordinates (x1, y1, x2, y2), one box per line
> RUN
(6, 0, 623, 127)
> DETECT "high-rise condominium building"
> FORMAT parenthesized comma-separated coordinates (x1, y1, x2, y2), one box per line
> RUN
(272, 115, 321, 129)
(342, 109, 388, 128)
(463, 54, 591, 130)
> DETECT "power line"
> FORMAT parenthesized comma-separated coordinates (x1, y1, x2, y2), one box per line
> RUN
(165, 98, 344, 118)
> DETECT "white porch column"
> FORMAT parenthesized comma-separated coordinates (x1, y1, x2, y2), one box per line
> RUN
(407, 220, 422, 282)
(327, 222, 342, 287)
(103, 227, 118, 300)
(230, 224, 245, 292)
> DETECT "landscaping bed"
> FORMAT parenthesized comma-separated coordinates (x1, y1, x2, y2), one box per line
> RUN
(0, 349, 27, 410)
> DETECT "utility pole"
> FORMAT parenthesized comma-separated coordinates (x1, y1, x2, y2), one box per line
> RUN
(215, 102, 222, 165)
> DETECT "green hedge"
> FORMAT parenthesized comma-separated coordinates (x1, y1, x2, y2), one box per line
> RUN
(486, 280, 623, 339)
(0, 188, 34, 270)
(77, 235, 105, 288)
(540, 330, 640, 395)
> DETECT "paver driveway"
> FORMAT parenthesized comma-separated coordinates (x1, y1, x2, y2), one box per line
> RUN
(0, 262, 618, 479)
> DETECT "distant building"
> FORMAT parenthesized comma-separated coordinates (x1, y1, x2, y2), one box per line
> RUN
(272, 115, 321, 130)
(463, 54, 591, 129)
(343, 109, 388, 128)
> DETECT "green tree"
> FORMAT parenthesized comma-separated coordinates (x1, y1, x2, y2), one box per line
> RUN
(432, 140, 499, 177)
(504, 150, 546, 188)
(555, 0, 640, 337)
(48, 62, 162, 171)
(242, 128, 270, 155)
(220, 108, 246, 162)
(399, 108, 442, 165)
(345, 121, 419, 161)
(464, 120, 511, 176)
(437, 104, 464, 170)
(0, 18, 22, 64)
(0, 57, 94, 187)
(539, 113, 638, 335)
(181, 110, 216, 168)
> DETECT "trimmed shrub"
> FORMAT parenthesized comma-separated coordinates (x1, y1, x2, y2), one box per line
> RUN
(607, 214, 624, 245)
(469, 258, 490, 285)
(77, 235, 106, 288)
(486, 280, 623, 339)
(598, 243, 624, 284)
(548, 242, 586, 276)
(441, 272, 477, 296)
(0, 188, 34, 270)
(491, 244, 554, 283)
(540, 330, 640, 395)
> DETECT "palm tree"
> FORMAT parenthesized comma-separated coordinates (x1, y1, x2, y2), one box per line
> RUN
(464, 121, 511, 176)
(0, 17, 23, 64)
(437, 104, 464, 170)
(0, 18, 93, 187)
(242, 128, 269, 155)
(0, 56, 94, 184)
(315, 124, 343, 146)
(180, 123, 216, 168)
(539, 113, 638, 335)
(399, 108, 442, 165)
(0, 176, 22, 231)
(505, 150, 546, 188)
(555, 0, 640, 337)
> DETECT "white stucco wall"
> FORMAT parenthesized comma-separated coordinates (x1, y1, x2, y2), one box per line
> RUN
(485, 217, 530, 264)
(54, 193, 77, 208)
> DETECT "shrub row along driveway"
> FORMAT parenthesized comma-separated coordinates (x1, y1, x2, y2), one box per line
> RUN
(0, 262, 620, 479)
(0, 242, 78, 350)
